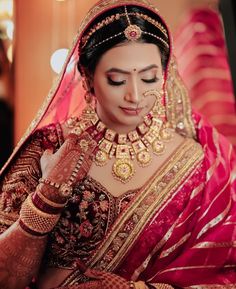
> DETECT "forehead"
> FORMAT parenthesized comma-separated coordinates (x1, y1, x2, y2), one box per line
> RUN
(97, 42, 162, 71)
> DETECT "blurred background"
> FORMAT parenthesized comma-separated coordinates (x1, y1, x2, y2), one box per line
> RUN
(0, 0, 235, 168)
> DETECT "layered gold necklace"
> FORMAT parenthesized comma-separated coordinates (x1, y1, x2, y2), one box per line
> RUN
(67, 105, 173, 183)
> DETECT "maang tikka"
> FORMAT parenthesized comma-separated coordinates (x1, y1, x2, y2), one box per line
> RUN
(81, 6, 169, 51)
(124, 6, 142, 41)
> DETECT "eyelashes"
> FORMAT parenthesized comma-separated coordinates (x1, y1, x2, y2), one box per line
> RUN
(107, 76, 159, 86)
(142, 76, 159, 83)
(107, 77, 126, 86)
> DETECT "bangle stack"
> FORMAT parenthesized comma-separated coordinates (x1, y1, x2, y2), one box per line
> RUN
(32, 189, 66, 214)
(19, 143, 89, 237)
(19, 193, 61, 236)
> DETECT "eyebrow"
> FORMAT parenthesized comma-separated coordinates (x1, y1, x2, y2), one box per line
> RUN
(106, 64, 159, 75)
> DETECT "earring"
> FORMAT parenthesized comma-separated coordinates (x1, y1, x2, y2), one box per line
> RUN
(82, 79, 98, 125)
(82, 79, 92, 102)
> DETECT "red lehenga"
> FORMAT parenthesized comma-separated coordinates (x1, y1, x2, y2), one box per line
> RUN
(0, 0, 235, 288)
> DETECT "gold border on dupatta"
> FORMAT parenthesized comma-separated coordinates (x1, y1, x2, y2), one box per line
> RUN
(88, 138, 203, 272)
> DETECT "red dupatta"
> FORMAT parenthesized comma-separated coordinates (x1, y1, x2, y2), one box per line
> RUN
(116, 113, 236, 288)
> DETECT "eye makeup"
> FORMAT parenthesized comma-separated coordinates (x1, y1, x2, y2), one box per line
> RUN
(106, 67, 160, 86)
(107, 75, 126, 86)
(142, 76, 159, 83)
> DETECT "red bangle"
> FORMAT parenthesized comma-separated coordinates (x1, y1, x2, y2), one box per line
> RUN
(19, 219, 48, 237)
(32, 192, 64, 214)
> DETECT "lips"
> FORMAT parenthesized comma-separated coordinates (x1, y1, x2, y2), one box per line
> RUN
(120, 107, 143, 115)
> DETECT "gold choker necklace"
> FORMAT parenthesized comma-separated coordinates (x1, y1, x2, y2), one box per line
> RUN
(67, 108, 173, 183)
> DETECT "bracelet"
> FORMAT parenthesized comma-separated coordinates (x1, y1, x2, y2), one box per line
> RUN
(19, 219, 48, 237)
(35, 188, 67, 208)
(18, 220, 47, 239)
(39, 178, 73, 198)
(32, 190, 66, 214)
(19, 194, 60, 235)
(39, 148, 87, 198)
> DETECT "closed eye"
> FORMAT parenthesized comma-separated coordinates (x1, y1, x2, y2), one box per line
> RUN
(142, 76, 159, 83)
(107, 77, 126, 86)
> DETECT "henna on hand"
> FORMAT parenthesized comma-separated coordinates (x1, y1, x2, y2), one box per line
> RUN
(84, 269, 130, 289)
(39, 132, 97, 203)
(0, 222, 47, 289)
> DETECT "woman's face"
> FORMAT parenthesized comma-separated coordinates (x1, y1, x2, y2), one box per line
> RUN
(93, 42, 164, 133)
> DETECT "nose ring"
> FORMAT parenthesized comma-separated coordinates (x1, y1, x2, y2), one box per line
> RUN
(143, 90, 163, 98)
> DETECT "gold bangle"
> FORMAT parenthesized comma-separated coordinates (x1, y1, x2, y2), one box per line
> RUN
(20, 195, 60, 234)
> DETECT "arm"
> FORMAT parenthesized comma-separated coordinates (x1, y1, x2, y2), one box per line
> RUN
(0, 222, 47, 289)
(0, 125, 97, 289)
(0, 125, 61, 289)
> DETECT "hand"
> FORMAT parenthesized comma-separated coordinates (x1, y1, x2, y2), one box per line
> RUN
(84, 269, 130, 289)
(55, 269, 131, 289)
(39, 132, 97, 202)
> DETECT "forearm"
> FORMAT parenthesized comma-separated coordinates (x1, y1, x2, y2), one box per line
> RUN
(0, 221, 47, 289)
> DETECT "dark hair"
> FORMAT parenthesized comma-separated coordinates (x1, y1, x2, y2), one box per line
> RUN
(78, 5, 169, 79)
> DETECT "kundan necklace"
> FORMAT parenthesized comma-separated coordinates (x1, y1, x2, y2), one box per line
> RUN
(67, 105, 173, 183)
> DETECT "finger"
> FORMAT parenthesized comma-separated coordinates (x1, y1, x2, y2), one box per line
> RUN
(54, 134, 79, 156)
(40, 148, 54, 166)
(44, 148, 54, 154)
(40, 148, 53, 160)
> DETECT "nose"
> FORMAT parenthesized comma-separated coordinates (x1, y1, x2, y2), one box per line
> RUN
(124, 78, 141, 104)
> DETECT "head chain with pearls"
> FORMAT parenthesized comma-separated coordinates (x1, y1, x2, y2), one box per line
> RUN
(80, 7, 169, 51)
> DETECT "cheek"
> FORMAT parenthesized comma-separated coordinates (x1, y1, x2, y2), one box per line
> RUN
(95, 83, 123, 104)
(94, 83, 116, 106)
(146, 95, 156, 108)
(94, 78, 107, 100)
